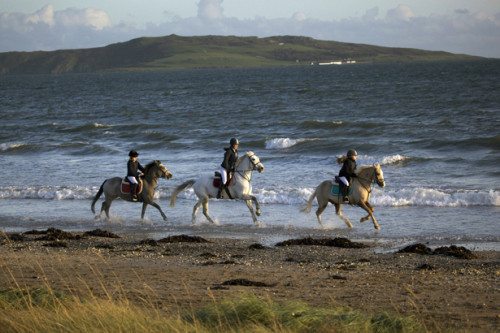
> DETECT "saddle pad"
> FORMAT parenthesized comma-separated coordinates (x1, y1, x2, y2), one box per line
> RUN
(330, 184, 350, 196)
(121, 180, 143, 195)
(212, 178, 221, 188)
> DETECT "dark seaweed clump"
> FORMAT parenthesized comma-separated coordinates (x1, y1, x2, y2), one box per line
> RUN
(398, 243, 476, 259)
(275, 237, 367, 248)
(158, 235, 209, 243)
(83, 229, 120, 238)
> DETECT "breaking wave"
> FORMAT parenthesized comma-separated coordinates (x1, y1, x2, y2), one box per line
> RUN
(265, 138, 316, 149)
(2, 185, 498, 207)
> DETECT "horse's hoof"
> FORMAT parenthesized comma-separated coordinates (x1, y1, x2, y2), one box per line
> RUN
(374, 225, 381, 230)
(256, 210, 262, 216)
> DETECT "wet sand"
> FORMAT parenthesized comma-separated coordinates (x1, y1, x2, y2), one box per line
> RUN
(1, 229, 498, 332)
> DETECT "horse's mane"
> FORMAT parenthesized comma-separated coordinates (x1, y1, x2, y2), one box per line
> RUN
(236, 151, 254, 166)
(143, 160, 159, 174)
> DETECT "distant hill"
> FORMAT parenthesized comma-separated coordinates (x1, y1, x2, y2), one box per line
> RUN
(0, 35, 481, 74)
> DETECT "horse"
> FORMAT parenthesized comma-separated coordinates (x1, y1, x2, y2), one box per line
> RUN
(302, 164, 385, 230)
(170, 151, 264, 225)
(91, 160, 173, 221)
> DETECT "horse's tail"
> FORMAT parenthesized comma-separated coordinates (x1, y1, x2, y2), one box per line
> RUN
(91, 180, 106, 214)
(301, 187, 318, 213)
(170, 179, 195, 207)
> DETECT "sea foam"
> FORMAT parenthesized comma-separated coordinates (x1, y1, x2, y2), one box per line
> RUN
(1, 185, 498, 207)
(265, 138, 311, 149)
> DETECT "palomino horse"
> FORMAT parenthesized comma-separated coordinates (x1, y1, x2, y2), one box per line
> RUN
(302, 164, 385, 229)
(91, 160, 173, 221)
(170, 151, 264, 225)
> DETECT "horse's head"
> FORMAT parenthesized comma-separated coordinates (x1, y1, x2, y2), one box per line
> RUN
(247, 151, 264, 173)
(157, 160, 173, 179)
(237, 151, 264, 173)
(146, 160, 173, 180)
(373, 163, 385, 187)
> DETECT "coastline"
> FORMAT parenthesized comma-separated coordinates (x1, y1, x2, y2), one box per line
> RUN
(1, 228, 498, 332)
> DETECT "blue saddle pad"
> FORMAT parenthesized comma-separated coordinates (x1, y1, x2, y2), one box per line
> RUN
(331, 184, 350, 196)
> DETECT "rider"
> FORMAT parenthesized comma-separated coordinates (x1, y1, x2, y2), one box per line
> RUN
(337, 149, 358, 202)
(218, 138, 239, 199)
(127, 150, 145, 201)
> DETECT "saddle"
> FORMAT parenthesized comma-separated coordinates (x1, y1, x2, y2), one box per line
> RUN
(212, 172, 233, 188)
(121, 178, 143, 195)
(213, 171, 233, 199)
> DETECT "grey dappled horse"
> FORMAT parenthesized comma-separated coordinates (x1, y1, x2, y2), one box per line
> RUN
(170, 151, 264, 225)
(302, 164, 385, 229)
(91, 160, 172, 221)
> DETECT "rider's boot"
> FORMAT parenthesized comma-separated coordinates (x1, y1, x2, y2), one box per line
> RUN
(217, 183, 223, 199)
(342, 185, 350, 202)
(130, 183, 137, 201)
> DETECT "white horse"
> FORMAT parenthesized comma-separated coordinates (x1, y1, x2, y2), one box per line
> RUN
(302, 164, 385, 229)
(170, 151, 265, 225)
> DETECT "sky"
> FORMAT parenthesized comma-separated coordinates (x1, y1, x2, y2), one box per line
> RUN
(1, 1, 500, 57)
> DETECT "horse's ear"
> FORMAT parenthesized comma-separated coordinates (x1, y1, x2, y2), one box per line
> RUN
(373, 163, 380, 168)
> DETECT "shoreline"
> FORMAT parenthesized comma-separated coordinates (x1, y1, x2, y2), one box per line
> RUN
(1, 228, 499, 332)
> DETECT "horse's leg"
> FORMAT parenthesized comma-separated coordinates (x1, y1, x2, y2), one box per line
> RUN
(192, 199, 202, 224)
(104, 197, 114, 220)
(335, 203, 353, 228)
(241, 194, 261, 217)
(244, 199, 259, 226)
(98, 201, 106, 219)
(360, 201, 373, 223)
(315, 203, 328, 226)
(359, 202, 380, 230)
(148, 201, 168, 221)
(201, 197, 216, 224)
(141, 202, 148, 219)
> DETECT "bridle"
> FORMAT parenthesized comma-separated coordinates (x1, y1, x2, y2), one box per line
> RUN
(235, 152, 262, 182)
(356, 166, 385, 193)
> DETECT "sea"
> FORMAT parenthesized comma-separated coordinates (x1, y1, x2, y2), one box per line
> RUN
(1, 61, 499, 250)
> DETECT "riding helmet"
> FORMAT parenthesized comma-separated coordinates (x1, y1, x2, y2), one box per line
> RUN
(230, 138, 239, 146)
(347, 149, 358, 157)
(129, 150, 139, 157)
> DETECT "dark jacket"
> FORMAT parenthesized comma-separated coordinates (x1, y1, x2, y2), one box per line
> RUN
(339, 158, 357, 182)
(221, 147, 238, 171)
(127, 160, 145, 178)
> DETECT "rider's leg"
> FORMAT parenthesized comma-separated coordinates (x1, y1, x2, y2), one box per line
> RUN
(127, 176, 138, 200)
(217, 167, 227, 199)
(338, 177, 350, 202)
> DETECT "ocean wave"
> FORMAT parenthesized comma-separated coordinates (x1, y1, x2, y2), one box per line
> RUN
(2, 185, 498, 207)
(380, 154, 410, 165)
(265, 138, 316, 150)
(0, 142, 31, 152)
(300, 120, 343, 129)
(57, 122, 113, 133)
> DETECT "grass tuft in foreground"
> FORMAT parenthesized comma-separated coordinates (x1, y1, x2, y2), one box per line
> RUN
(0, 288, 425, 333)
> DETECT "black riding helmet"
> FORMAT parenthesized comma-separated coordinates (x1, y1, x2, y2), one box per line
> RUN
(230, 138, 239, 146)
(347, 149, 358, 157)
(129, 150, 139, 157)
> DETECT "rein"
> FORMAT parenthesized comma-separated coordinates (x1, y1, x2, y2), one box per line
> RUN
(235, 154, 256, 182)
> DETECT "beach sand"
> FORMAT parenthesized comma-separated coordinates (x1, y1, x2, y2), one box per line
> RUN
(1, 229, 498, 332)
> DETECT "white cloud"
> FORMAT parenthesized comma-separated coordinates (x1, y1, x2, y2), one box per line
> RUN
(56, 8, 111, 30)
(25, 4, 55, 26)
(386, 4, 415, 22)
(292, 12, 307, 22)
(197, 0, 224, 20)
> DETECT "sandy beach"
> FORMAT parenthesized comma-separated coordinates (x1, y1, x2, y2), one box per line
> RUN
(0, 227, 498, 332)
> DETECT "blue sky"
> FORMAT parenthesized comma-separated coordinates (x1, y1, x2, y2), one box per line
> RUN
(1, 1, 500, 57)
